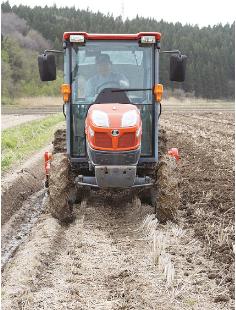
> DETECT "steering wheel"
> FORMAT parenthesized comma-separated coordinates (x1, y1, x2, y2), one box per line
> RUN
(96, 81, 121, 94)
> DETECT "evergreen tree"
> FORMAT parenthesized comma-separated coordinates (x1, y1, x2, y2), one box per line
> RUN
(1, 2, 235, 100)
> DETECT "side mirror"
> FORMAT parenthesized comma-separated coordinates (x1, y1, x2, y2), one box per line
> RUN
(38, 54, 56, 81)
(170, 54, 187, 82)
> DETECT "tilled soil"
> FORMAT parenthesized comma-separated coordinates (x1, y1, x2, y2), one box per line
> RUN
(1, 146, 48, 225)
(161, 110, 235, 298)
(1, 109, 234, 309)
(2, 196, 233, 309)
(1, 190, 46, 270)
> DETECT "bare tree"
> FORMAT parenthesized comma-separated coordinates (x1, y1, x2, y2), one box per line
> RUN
(1, 12, 51, 51)
(1, 12, 28, 36)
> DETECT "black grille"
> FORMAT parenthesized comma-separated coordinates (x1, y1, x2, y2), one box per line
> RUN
(87, 145, 140, 166)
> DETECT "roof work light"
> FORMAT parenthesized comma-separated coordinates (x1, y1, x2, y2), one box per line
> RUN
(69, 35, 85, 43)
(140, 36, 156, 44)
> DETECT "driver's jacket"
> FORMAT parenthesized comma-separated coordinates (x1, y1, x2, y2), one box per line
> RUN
(85, 72, 128, 98)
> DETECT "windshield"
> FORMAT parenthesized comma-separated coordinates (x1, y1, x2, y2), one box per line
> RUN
(71, 41, 154, 104)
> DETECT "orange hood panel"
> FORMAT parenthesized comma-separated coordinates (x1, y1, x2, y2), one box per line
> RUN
(87, 103, 140, 128)
(85, 103, 142, 151)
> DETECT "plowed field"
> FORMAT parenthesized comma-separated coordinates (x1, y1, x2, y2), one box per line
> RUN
(1, 108, 234, 309)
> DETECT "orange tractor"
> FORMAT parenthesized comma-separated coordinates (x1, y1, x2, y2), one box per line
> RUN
(38, 32, 186, 223)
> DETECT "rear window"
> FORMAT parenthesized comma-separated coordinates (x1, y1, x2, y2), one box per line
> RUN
(78, 50, 143, 65)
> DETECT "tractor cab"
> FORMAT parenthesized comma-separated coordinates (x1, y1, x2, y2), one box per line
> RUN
(38, 32, 186, 189)
(63, 32, 162, 163)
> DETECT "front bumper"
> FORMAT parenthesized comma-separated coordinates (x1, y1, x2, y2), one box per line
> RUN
(87, 143, 141, 166)
(76, 144, 152, 189)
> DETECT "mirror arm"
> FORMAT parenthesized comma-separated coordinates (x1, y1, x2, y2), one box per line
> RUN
(43, 49, 64, 54)
(159, 50, 181, 55)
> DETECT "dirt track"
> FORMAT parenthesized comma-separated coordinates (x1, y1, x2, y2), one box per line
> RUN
(1, 115, 48, 130)
(1, 108, 234, 309)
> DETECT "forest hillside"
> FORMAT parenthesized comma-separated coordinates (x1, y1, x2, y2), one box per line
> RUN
(1, 1, 235, 102)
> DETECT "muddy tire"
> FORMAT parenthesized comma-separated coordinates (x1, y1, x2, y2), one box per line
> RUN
(139, 128, 168, 207)
(153, 155, 180, 223)
(50, 128, 89, 217)
(139, 128, 180, 223)
(46, 153, 75, 223)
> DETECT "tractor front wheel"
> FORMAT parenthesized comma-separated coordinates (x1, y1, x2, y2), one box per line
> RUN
(153, 154, 180, 223)
(45, 153, 76, 223)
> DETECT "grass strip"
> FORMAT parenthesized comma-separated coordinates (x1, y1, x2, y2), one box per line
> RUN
(1, 114, 64, 172)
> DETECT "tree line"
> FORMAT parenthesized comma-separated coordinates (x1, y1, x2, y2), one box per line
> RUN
(1, 1, 235, 100)
(1, 10, 62, 103)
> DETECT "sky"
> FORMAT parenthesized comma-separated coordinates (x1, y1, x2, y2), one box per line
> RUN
(7, 0, 235, 27)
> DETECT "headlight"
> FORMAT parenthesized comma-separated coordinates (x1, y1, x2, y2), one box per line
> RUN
(92, 110, 109, 127)
(121, 110, 138, 127)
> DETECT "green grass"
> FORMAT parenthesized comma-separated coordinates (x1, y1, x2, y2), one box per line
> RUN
(1, 114, 64, 172)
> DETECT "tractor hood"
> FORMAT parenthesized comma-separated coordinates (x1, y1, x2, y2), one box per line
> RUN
(86, 103, 141, 128)
(85, 103, 142, 151)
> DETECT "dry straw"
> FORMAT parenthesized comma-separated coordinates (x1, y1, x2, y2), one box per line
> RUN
(142, 214, 175, 286)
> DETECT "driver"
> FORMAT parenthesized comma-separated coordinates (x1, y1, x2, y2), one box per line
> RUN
(85, 54, 129, 98)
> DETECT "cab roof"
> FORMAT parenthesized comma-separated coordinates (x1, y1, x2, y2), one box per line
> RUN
(63, 32, 161, 41)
